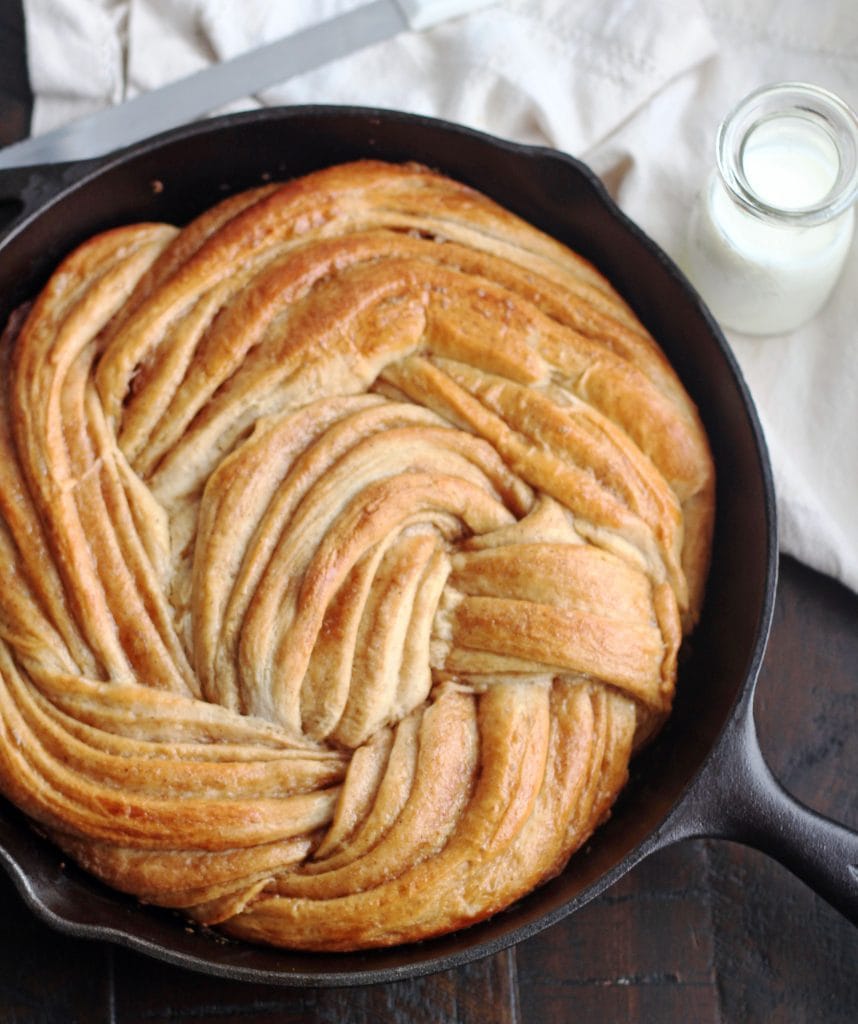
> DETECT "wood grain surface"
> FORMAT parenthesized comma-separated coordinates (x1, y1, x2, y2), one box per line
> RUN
(1, 7, 857, 1016)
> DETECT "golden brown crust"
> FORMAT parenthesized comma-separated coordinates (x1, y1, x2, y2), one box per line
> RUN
(0, 159, 714, 950)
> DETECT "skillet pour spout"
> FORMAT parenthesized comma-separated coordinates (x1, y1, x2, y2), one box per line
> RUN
(0, 105, 855, 985)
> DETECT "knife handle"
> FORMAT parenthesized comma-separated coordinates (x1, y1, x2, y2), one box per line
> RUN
(395, 0, 495, 31)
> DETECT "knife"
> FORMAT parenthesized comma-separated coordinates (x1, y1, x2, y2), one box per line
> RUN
(0, 0, 494, 170)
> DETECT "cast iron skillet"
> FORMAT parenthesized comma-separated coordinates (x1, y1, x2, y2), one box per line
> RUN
(0, 106, 856, 987)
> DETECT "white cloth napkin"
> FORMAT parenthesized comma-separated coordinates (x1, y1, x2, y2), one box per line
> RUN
(21, 0, 858, 593)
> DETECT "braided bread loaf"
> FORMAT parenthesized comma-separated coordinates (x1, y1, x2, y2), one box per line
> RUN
(0, 160, 714, 951)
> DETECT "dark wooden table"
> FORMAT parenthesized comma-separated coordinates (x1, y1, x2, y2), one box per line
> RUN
(2, 6, 857, 1019)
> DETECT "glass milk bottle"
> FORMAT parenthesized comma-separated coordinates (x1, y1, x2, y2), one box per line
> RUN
(685, 82, 858, 335)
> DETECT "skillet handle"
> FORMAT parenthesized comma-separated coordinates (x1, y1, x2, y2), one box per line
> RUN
(675, 696, 858, 926)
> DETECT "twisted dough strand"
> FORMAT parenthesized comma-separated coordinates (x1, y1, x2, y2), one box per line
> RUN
(0, 160, 714, 950)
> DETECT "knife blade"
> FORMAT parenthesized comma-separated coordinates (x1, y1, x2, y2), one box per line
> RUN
(0, 0, 493, 170)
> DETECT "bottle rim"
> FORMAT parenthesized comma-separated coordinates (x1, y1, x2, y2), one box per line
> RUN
(716, 81, 858, 227)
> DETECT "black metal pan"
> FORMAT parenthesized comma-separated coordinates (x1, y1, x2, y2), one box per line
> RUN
(0, 106, 855, 987)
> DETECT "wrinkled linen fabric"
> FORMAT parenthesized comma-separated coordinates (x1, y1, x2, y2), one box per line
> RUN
(21, 0, 858, 592)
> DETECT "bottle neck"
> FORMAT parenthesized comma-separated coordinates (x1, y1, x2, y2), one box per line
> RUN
(716, 82, 858, 229)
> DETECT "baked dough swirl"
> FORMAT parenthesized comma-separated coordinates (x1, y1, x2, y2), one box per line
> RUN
(0, 160, 714, 951)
